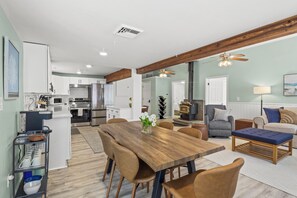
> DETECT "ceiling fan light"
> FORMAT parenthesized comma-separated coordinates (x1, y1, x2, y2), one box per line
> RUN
(159, 73, 167, 77)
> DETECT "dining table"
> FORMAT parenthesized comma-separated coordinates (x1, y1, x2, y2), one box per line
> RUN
(100, 121, 225, 198)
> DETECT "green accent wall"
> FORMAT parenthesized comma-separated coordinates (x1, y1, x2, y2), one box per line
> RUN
(0, 7, 23, 198)
(194, 36, 297, 103)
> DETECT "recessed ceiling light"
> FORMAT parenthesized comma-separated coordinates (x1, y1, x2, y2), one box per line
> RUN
(99, 48, 108, 56)
(76, 70, 82, 74)
(86, 64, 92, 68)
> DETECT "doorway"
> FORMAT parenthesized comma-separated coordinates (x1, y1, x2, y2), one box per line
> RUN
(172, 81, 186, 116)
(142, 81, 151, 114)
(205, 76, 227, 105)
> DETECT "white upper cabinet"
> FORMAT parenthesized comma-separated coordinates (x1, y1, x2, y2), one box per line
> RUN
(52, 75, 70, 95)
(69, 77, 89, 85)
(23, 42, 50, 93)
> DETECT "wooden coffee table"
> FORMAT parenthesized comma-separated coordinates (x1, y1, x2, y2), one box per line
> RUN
(232, 128, 293, 164)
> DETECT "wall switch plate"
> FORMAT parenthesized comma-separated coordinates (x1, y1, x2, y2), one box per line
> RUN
(0, 97, 3, 111)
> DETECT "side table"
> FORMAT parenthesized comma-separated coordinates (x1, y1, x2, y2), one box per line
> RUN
(191, 123, 208, 141)
(235, 119, 254, 130)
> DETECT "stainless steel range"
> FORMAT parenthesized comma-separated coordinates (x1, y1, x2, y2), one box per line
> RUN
(69, 98, 91, 126)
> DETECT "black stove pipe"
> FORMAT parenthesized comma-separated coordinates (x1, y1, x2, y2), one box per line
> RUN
(188, 62, 194, 102)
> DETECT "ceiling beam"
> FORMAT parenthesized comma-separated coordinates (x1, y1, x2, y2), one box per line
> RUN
(104, 69, 132, 83)
(136, 15, 297, 74)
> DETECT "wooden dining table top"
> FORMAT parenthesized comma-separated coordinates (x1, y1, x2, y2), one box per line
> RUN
(100, 121, 225, 172)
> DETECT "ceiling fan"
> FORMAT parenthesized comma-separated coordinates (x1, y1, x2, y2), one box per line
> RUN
(218, 52, 248, 67)
(159, 69, 175, 77)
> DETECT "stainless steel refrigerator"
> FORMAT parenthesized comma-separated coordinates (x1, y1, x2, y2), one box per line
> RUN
(90, 83, 106, 126)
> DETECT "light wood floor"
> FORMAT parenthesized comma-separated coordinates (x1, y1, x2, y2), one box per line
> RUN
(47, 133, 296, 198)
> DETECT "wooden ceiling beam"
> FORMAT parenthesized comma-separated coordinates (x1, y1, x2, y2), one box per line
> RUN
(136, 15, 297, 74)
(104, 69, 132, 83)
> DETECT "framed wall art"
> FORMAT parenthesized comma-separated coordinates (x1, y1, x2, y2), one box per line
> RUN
(3, 36, 19, 100)
(284, 73, 297, 96)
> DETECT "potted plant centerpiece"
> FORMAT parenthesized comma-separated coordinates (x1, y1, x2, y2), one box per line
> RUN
(139, 112, 156, 134)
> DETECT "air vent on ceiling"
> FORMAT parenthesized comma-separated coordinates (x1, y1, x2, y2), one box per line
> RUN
(114, 24, 143, 39)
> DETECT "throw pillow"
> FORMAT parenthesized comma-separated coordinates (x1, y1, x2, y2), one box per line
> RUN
(280, 109, 297, 124)
(263, 108, 281, 123)
(213, 108, 229, 121)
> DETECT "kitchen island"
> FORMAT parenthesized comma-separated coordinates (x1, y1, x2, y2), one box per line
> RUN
(44, 112, 72, 170)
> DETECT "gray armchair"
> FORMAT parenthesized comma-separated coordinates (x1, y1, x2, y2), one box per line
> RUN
(204, 105, 234, 137)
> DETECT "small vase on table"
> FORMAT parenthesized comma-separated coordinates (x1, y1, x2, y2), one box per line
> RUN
(139, 112, 156, 135)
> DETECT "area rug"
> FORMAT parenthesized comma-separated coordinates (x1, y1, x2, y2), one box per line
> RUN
(71, 127, 80, 135)
(77, 126, 103, 153)
(205, 138, 297, 196)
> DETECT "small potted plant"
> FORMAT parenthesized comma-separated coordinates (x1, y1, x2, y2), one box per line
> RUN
(139, 112, 156, 134)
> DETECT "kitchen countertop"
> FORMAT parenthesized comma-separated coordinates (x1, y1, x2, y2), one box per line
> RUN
(106, 106, 131, 110)
(52, 113, 72, 118)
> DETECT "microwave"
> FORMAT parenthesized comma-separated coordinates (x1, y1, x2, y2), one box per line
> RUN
(49, 97, 63, 105)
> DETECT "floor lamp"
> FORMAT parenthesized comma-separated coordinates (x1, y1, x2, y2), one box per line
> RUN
(253, 86, 271, 115)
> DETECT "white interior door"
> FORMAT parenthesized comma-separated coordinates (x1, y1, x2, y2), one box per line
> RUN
(172, 81, 186, 116)
(205, 76, 227, 105)
(142, 81, 151, 114)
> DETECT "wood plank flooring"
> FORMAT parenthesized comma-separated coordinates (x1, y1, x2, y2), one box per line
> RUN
(47, 132, 296, 198)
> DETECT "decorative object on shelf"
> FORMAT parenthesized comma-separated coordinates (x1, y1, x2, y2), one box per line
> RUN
(283, 73, 297, 96)
(129, 97, 132, 108)
(253, 86, 271, 115)
(3, 36, 20, 100)
(139, 112, 156, 134)
(28, 134, 45, 142)
(158, 96, 167, 119)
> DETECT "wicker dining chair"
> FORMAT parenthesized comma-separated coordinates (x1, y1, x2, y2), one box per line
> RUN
(111, 141, 155, 198)
(159, 121, 174, 130)
(107, 118, 128, 124)
(98, 129, 117, 198)
(163, 158, 244, 198)
(174, 128, 203, 178)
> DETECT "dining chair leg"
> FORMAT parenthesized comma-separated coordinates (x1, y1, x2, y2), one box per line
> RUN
(102, 157, 110, 182)
(170, 169, 173, 181)
(115, 176, 124, 198)
(146, 182, 149, 193)
(106, 161, 116, 198)
(178, 166, 181, 178)
(132, 183, 138, 198)
(164, 188, 172, 198)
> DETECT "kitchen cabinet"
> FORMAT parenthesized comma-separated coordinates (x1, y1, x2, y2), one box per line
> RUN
(106, 107, 132, 121)
(23, 42, 51, 93)
(88, 78, 105, 84)
(52, 75, 70, 95)
(69, 77, 89, 85)
(116, 78, 132, 97)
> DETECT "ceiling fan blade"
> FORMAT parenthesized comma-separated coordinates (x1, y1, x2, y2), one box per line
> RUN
(230, 54, 245, 58)
(230, 57, 248, 61)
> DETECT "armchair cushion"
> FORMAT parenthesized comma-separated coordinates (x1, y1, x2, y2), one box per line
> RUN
(209, 120, 232, 130)
(213, 108, 229, 121)
(205, 105, 227, 121)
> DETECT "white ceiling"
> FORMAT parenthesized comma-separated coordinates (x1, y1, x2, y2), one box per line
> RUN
(1, 0, 297, 75)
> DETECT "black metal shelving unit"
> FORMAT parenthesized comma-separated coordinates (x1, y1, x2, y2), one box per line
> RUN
(12, 130, 51, 198)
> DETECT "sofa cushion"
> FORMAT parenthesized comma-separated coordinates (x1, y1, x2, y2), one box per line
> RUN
(280, 109, 297, 124)
(263, 108, 281, 123)
(284, 107, 297, 115)
(264, 123, 297, 134)
(209, 120, 231, 130)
